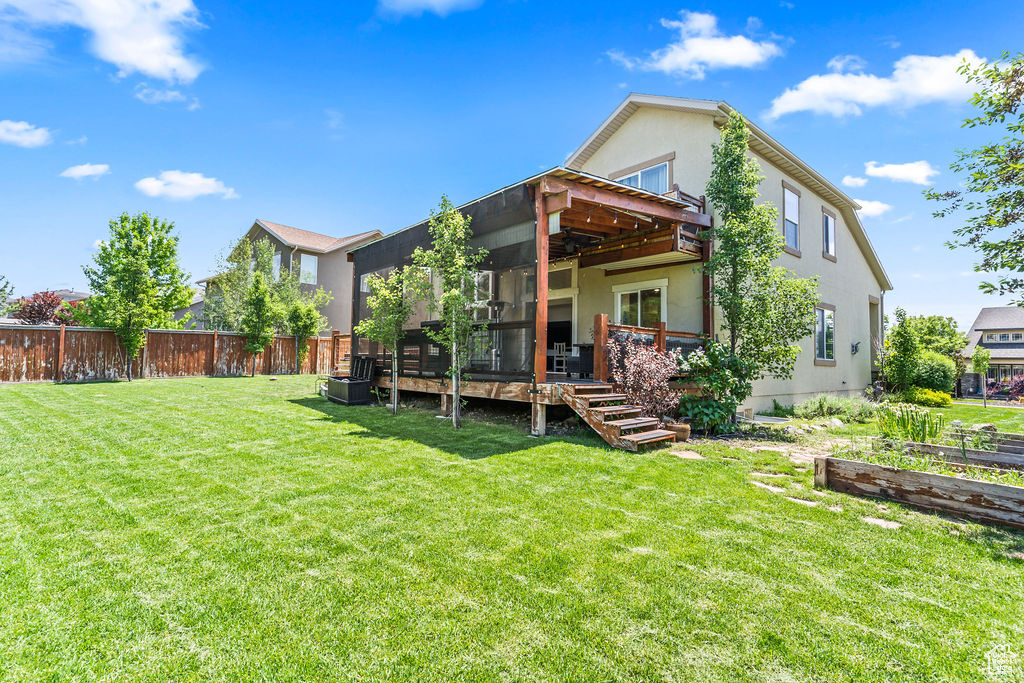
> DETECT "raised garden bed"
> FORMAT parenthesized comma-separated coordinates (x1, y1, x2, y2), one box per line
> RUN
(814, 455, 1024, 530)
(902, 441, 1024, 470)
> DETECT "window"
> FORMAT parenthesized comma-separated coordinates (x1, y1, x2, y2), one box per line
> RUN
(299, 254, 318, 285)
(783, 184, 800, 252)
(272, 251, 281, 281)
(1014, 333, 1023, 342)
(617, 162, 669, 195)
(613, 279, 666, 328)
(1000, 333, 1011, 342)
(815, 306, 835, 363)
(822, 210, 836, 259)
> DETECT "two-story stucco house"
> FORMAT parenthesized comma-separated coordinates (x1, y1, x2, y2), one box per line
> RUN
(198, 219, 382, 334)
(347, 94, 893, 440)
(565, 94, 893, 412)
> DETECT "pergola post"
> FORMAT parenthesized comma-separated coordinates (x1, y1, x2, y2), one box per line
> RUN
(533, 186, 549, 385)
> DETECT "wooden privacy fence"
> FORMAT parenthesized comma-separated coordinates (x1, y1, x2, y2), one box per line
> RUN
(0, 324, 351, 384)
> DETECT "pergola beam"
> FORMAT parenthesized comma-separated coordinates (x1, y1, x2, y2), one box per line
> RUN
(539, 176, 711, 228)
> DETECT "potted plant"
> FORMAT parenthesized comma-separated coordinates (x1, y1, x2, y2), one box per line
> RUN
(662, 418, 691, 441)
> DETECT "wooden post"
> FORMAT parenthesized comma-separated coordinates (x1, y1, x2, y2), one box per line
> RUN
(310, 338, 318, 374)
(814, 456, 828, 488)
(655, 321, 667, 353)
(531, 401, 546, 437)
(593, 313, 608, 382)
(210, 330, 219, 376)
(701, 231, 714, 338)
(330, 329, 339, 375)
(141, 329, 149, 379)
(533, 187, 549, 385)
(440, 392, 452, 416)
(56, 324, 66, 383)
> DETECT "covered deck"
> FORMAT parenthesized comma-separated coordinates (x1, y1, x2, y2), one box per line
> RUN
(349, 167, 713, 435)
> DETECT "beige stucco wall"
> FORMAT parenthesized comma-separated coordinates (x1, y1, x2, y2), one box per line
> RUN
(574, 106, 885, 411)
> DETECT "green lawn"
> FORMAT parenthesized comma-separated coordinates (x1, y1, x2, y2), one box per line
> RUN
(821, 402, 1024, 438)
(1, 376, 1022, 680)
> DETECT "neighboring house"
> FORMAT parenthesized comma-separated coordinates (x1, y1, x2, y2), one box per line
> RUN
(173, 289, 206, 329)
(962, 306, 1024, 393)
(565, 94, 892, 411)
(197, 219, 382, 333)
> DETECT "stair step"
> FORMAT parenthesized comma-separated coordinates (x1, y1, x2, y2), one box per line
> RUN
(582, 393, 628, 405)
(621, 429, 677, 445)
(567, 383, 614, 394)
(606, 417, 660, 432)
(590, 405, 641, 418)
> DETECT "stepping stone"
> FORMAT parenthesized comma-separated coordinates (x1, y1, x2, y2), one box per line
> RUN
(786, 496, 819, 507)
(750, 471, 789, 477)
(862, 516, 902, 529)
(828, 505, 844, 513)
(1008, 552, 1024, 561)
(672, 450, 704, 460)
(751, 480, 785, 494)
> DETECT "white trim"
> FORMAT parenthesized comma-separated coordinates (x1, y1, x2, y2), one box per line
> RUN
(612, 278, 668, 326)
(615, 161, 669, 195)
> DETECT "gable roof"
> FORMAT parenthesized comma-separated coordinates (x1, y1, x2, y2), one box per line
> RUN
(969, 306, 1024, 332)
(253, 219, 382, 253)
(564, 93, 892, 291)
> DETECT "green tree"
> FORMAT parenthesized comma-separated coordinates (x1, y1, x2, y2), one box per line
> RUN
(972, 345, 992, 408)
(287, 299, 327, 374)
(885, 308, 921, 392)
(412, 196, 487, 429)
(905, 315, 968, 357)
(354, 266, 418, 415)
(0, 274, 13, 316)
(926, 51, 1024, 301)
(702, 111, 819, 410)
(239, 271, 280, 377)
(82, 212, 192, 380)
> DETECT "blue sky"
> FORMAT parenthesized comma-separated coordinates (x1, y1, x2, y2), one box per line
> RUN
(0, 0, 1018, 328)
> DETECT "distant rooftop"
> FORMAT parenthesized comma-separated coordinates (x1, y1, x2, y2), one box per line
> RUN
(254, 219, 381, 254)
(969, 306, 1024, 332)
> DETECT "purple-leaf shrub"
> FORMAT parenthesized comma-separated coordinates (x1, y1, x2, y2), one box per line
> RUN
(605, 338, 682, 418)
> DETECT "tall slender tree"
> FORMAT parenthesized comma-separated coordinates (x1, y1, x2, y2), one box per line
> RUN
(702, 112, 819, 408)
(412, 197, 487, 429)
(0, 274, 13, 316)
(354, 266, 417, 415)
(239, 271, 279, 376)
(82, 212, 192, 380)
(972, 346, 992, 408)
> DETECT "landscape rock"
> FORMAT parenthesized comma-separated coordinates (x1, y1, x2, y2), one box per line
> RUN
(971, 423, 997, 432)
(829, 417, 845, 428)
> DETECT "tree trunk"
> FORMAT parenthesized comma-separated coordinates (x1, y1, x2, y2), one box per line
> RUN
(391, 350, 399, 416)
(251, 354, 256, 377)
(295, 337, 300, 375)
(451, 338, 461, 429)
(983, 382, 987, 408)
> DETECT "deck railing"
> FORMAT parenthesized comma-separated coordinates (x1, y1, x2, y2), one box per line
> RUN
(592, 313, 702, 382)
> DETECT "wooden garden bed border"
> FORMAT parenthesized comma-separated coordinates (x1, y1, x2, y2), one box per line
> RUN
(814, 455, 1024, 530)
(903, 441, 1024, 470)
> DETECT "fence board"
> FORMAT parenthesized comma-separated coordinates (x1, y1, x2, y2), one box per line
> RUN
(0, 325, 332, 383)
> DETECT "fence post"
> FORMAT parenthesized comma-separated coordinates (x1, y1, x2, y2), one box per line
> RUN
(656, 321, 667, 353)
(141, 329, 149, 378)
(57, 324, 66, 383)
(330, 329, 339, 374)
(211, 330, 218, 376)
(310, 338, 318, 374)
(594, 313, 608, 382)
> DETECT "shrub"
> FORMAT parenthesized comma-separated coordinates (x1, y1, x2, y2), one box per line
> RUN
(1008, 374, 1024, 401)
(677, 340, 749, 433)
(877, 403, 946, 442)
(885, 307, 921, 391)
(793, 394, 876, 423)
(913, 350, 956, 393)
(606, 338, 682, 418)
(12, 291, 65, 325)
(900, 386, 952, 408)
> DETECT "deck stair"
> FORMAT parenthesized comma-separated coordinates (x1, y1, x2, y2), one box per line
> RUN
(557, 383, 675, 451)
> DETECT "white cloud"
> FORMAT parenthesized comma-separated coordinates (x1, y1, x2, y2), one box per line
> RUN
(865, 160, 939, 185)
(134, 84, 185, 103)
(767, 49, 980, 119)
(66, 135, 88, 145)
(854, 199, 893, 217)
(0, 0, 204, 82)
(841, 175, 868, 188)
(93, 238, 104, 249)
(135, 170, 237, 200)
(608, 10, 782, 80)
(60, 162, 110, 179)
(0, 119, 52, 147)
(827, 54, 866, 73)
(377, 0, 481, 16)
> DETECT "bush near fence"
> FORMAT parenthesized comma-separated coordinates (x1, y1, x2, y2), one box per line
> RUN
(0, 324, 350, 383)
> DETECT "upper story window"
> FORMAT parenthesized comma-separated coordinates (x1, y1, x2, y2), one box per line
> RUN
(299, 254, 318, 285)
(272, 251, 281, 280)
(822, 209, 836, 259)
(783, 183, 800, 252)
(617, 162, 669, 195)
(986, 333, 997, 341)
(1015, 333, 1023, 341)
(1000, 333, 1011, 342)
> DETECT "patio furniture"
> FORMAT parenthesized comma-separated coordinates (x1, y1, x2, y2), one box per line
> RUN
(552, 342, 567, 374)
(326, 356, 375, 406)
